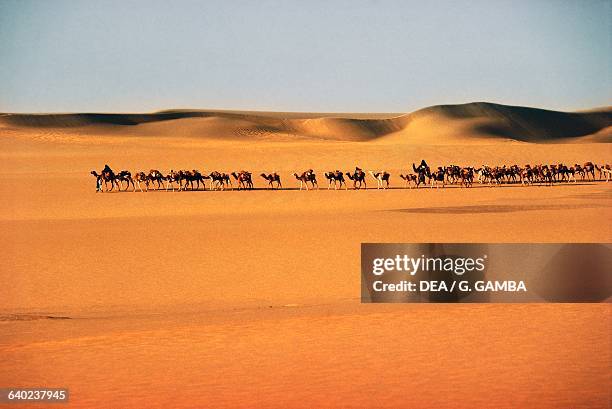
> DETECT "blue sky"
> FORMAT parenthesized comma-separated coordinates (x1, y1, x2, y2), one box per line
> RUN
(0, 0, 610, 113)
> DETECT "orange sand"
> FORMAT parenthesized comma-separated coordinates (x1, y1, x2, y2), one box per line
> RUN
(0, 105, 610, 408)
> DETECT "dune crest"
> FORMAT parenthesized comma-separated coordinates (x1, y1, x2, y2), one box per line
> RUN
(1, 102, 610, 143)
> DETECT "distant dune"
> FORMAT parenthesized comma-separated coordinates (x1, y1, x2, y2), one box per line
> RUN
(400, 102, 612, 143)
(1, 102, 610, 143)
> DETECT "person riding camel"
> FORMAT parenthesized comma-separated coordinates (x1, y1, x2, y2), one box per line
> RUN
(411, 159, 430, 187)
(415, 160, 428, 173)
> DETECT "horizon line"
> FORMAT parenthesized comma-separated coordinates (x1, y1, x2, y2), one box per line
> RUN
(2, 101, 611, 116)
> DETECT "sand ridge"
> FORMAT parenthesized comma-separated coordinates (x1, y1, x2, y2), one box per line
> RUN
(2, 102, 610, 143)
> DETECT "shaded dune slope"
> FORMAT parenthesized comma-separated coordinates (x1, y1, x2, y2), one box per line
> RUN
(1, 102, 610, 143)
(407, 102, 612, 142)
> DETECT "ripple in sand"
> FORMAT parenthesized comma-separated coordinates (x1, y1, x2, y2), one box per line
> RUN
(0, 314, 71, 322)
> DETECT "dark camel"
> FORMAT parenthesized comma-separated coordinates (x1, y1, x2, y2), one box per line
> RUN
(181, 170, 209, 190)
(324, 170, 347, 190)
(209, 171, 232, 190)
(116, 170, 135, 191)
(91, 165, 119, 192)
(428, 167, 446, 188)
(582, 162, 596, 181)
(260, 173, 282, 189)
(345, 167, 366, 189)
(556, 164, 576, 183)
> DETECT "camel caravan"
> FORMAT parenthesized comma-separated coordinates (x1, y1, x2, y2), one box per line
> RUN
(91, 161, 611, 192)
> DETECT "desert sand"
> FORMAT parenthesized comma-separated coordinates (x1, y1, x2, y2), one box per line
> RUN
(0, 102, 610, 408)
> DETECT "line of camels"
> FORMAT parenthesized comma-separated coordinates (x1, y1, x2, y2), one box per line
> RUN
(91, 161, 611, 192)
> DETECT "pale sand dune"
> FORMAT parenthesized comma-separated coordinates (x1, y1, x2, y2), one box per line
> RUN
(0, 104, 611, 408)
(2, 102, 610, 142)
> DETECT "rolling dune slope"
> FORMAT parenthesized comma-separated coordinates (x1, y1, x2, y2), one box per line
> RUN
(1, 102, 610, 143)
(395, 102, 612, 142)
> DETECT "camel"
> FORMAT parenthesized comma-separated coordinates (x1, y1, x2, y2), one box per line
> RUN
(428, 167, 446, 188)
(399, 173, 418, 188)
(209, 171, 232, 190)
(221, 173, 232, 189)
(260, 173, 282, 189)
(101, 164, 118, 190)
(293, 170, 318, 190)
(332, 170, 347, 190)
(164, 170, 179, 191)
(520, 166, 534, 186)
(477, 165, 505, 186)
(557, 165, 576, 183)
(172, 170, 205, 191)
(539, 165, 554, 186)
(345, 167, 367, 189)
(573, 164, 586, 180)
(91, 167, 118, 192)
(116, 170, 134, 191)
(173, 170, 188, 191)
(324, 172, 336, 190)
(583, 162, 596, 181)
(173, 170, 196, 191)
(459, 167, 474, 187)
(475, 167, 487, 184)
(506, 165, 521, 184)
(595, 164, 611, 182)
(182, 169, 209, 190)
(369, 171, 390, 189)
(231, 171, 253, 190)
(147, 169, 165, 190)
(132, 171, 149, 192)
(550, 164, 560, 182)
(489, 167, 505, 186)
(208, 171, 223, 190)
(445, 165, 462, 184)
(475, 165, 501, 185)
(324, 170, 347, 190)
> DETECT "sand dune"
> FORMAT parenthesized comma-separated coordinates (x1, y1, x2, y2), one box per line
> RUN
(401, 102, 612, 142)
(1, 102, 610, 143)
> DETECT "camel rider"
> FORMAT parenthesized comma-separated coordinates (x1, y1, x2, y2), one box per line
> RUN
(416, 160, 428, 173)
